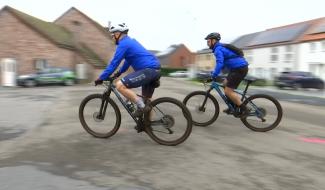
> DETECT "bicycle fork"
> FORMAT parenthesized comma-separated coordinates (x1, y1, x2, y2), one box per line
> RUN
(199, 89, 213, 112)
(97, 95, 110, 120)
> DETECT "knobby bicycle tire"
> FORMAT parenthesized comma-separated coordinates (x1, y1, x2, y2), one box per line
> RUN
(79, 94, 121, 138)
(240, 94, 283, 132)
(183, 91, 220, 126)
(145, 97, 193, 146)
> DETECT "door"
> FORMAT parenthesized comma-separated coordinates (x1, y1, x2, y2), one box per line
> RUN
(76, 63, 87, 79)
(1, 58, 17, 86)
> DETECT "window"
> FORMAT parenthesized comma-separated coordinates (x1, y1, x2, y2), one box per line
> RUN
(283, 45, 294, 63)
(72, 20, 82, 26)
(271, 47, 278, 53)
(270, 47, 279, 62)
(271, 55, 278, 62)
(284, 54, 293, 63)
(35, 59, 48, 70)
(310, 42, 316, 53)
(285, 45, 293, 52)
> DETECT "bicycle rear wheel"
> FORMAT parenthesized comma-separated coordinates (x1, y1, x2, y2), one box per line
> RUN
(145, 97, 192, 146)
(240, 94, 283, 132)
(79, 94, 121, 138)
(183, 91, 220, 126)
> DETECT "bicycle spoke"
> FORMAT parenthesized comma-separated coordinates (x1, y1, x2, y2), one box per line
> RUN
(145, 97, 192, 145)
(151, 128, 173, 134)
(183, 91, 219, 126)
(79, 94, 121, 138)
(241, 94, 282, 132)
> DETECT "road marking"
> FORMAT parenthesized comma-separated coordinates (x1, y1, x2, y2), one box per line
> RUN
(300, 137, 325, 144)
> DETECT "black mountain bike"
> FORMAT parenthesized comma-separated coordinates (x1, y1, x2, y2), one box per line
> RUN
(183, 77, 283, 132)
(79, 76, 192, 146)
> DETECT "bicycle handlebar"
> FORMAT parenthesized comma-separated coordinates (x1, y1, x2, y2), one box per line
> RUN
(101, 72, 120, 84)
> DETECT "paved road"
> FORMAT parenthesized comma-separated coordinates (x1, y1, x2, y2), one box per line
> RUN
(0, 78, 325, 190)
(249, 86, 325, 106)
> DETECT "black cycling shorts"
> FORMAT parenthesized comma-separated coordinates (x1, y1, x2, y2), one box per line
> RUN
(121, 68, 161, 98)
(226, 66, 248, 89)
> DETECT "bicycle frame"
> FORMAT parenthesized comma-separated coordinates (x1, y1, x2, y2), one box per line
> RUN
(203, 80, 261, 116)
(99, 80, 143, 126)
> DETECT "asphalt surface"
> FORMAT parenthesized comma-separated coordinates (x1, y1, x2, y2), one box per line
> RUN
(0, 77, 324, 190)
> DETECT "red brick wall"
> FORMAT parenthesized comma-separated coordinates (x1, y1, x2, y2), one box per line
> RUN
(160, 45, 195, 69)
(55, 8, 115, 63)
(0, 10, 75, 83)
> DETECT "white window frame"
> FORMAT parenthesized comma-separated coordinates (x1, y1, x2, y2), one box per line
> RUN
(270, 47, 279, 63)
(35, 59, 49, 70)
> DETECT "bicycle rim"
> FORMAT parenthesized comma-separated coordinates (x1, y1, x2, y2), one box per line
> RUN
(79, 94, 121, 138)
(145, 97, 192, 146)
(183, 91, 219, 126)
(241, 94, 283, 132)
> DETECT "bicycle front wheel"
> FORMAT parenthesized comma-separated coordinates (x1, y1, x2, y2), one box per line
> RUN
(183, 91, 220, 126)
(240, 94, 283, 132)
(145, 97, 192, 146)
(79, 94, 121, 138)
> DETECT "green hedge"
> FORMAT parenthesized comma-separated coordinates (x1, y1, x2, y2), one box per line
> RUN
(160, 68, 187, 76)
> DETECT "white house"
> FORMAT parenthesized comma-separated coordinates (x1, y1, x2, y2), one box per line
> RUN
(232, 17, 325, 80)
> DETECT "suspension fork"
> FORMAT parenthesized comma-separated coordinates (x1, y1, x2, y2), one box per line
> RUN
(200, 88, 213, 112)
(98, 89, 112, 120)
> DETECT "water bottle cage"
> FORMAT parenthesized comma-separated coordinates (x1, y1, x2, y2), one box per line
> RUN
(126, 102, 135, 113)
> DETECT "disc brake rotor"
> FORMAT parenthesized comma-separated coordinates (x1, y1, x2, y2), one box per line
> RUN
(162, 115, 175, 128)
(93, 112, 103, 122)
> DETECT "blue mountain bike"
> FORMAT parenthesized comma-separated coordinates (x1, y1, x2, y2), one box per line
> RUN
(183, 77, 283, 132)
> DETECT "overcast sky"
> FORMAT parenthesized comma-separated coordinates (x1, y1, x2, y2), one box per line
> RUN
(1, 0, 324, 51)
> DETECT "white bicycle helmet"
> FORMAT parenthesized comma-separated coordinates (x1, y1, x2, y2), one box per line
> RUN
(109, 23, 129, 33)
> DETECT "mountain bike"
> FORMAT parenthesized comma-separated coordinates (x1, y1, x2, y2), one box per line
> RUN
(183, 76, 283, 132)
(79, 76, 192, 146)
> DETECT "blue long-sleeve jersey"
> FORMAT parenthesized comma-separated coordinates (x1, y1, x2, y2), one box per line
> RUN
(211, 43, 248, 77)
(99, 36, 160, 80)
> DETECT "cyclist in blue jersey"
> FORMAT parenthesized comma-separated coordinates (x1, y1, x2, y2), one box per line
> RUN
(205, 32, 249, 117)
(95, 23, 161, 117)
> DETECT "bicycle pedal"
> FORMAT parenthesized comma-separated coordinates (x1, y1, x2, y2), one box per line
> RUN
(134, 125, 145, 133)
(223, 108, 234, 115)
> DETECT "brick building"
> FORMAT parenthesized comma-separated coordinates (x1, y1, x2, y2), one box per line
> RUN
(156, 44, 194, 69)
(0, 6, 115, 86)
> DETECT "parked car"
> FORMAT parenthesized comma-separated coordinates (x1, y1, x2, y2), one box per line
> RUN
(274, 71, 324, 90)
(17, 67, 76, 87)
(195, 70, 211, 79)
(168, 71, 189, 78)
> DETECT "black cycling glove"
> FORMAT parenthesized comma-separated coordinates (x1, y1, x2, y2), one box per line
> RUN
(94, 78, 103, 86)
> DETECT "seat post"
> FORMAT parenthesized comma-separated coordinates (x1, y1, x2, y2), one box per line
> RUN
(241, 81, 251, 100)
